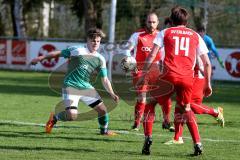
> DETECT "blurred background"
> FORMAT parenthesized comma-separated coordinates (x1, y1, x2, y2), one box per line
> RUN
(0, 0, 239, 81)
(0, 0, 239, 47)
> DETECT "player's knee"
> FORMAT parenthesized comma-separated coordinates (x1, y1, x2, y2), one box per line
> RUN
(96, 104, 107, 115)
(66, 107, 78, 121)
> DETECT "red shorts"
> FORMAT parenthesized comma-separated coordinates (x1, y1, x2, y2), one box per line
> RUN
(153, 75, 193, 107)
(191, 77, 205, 104)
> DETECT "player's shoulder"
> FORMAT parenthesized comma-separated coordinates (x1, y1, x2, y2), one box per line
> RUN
(204, 34, 213, 42)
(133, 28, 146, 35)
(95, 52, 106, 61)
(67, 45, 84, 51)
(67, 45, 88, 56)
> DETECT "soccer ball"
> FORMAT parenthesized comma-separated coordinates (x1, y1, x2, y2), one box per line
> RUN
(120, 56, 137, 71)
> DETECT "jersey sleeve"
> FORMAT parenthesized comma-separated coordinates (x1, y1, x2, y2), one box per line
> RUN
(60, 46, 79, 58)
(128, 32, 139, 48)
(197, 34, 209, 56)
(98, 54, 108, 77)
(207, 36, 220, 58)
(153, 29, 165, 47)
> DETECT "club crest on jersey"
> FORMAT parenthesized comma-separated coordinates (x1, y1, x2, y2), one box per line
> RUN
(81, 64, 88, 70)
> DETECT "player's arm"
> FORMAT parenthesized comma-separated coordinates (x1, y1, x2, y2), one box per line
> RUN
(101, 76, 119, 103)
(123, 32, 137, 57)
(99, 56, 119, 103)
(208, 37, 224, 68)
(198, 36, 212, 97)
(30, 50, 61, 65)
(143, 44, 161, 71)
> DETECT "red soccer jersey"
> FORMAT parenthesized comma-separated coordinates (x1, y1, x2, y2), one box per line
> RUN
(129, 28, 161, 70)
(154, 26, 208, 77)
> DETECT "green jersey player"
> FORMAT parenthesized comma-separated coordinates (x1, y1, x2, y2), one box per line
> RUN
(31, 28, 119, 135)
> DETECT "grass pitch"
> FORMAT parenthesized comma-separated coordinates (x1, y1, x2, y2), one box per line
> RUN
(0, 70, 239, 160)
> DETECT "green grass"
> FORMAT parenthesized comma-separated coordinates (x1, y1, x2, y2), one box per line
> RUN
(0, 70, 240, 160)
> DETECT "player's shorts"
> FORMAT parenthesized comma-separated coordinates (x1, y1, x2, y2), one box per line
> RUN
(62, 87, 102, 108)
(191, 77, 205, 104)
(154, 75, 193, 107)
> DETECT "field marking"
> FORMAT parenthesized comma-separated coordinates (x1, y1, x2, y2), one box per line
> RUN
(0, 119, 239, 144)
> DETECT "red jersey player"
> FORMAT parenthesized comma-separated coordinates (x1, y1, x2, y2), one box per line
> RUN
(165, 55, 225, 145)
(140, 6, 212, 156)
(126, 12, 173, 132)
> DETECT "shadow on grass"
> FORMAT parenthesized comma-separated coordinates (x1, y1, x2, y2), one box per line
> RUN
(0, 130, 137, 143)
(0, 145, 97, 153)
(0, 84, 58, 97)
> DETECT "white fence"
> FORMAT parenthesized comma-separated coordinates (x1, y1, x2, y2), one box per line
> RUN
(0, 39, 239, 81)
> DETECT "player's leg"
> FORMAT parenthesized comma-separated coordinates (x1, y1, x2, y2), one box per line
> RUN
(142, 101, 155, 155)
(191, 77, 224, 127)
(80, 88, 116, 135)
(164, 106, 184, 145)
(158, 97, 174, 132)
(176, 79, 202, 156)
(93, 102, 116, 136)
(132, 71, 147, 130)
(46, 87, 80, 133)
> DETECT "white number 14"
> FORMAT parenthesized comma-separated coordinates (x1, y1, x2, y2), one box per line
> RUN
(173, 36, 190, 56)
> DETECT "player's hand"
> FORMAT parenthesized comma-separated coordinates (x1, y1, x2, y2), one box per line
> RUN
(220, 61, 225, 68)
(30, 57, 42, 65)
(111, 94, 119, 103)
(203, 83, 212, 97)
(218, 58, 225, 68)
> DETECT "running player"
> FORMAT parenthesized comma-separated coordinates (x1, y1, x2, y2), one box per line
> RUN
(140, 6, 212, 156)
(165, 55, 225, 145)
(197, 26, 224, 68)
(31, 28, 119, 136)
(126, 12, 173, 131)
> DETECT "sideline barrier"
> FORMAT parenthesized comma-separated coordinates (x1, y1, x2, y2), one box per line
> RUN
(0, 38, 239, 81)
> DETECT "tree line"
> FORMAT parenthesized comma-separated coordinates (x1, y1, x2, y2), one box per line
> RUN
(0, 0, 239, 47)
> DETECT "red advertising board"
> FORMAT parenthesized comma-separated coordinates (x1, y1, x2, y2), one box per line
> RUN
(0, 39, 7, 64)
(12, 40, 27, 65)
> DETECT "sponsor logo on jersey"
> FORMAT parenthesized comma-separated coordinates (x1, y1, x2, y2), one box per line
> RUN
(225, 52, 240, 78)
(141, 46, 152, 52)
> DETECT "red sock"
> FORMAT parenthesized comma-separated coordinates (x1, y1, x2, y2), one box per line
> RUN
(134, 101, 145, 127)
(174, 107, 184, 141)
(191, 103, 218, 117)
(161, 98, 172, 124)
(184, 110, 201, 144)
(143, 103, 155, 136)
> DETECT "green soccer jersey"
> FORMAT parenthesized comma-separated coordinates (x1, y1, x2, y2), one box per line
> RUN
(60, 45, 107, 89)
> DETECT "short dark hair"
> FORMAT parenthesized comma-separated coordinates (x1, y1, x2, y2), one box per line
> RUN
(164, 17, 172, 26)
(87, 28, 106, 39)
(170, 6, 189, 26)
(196, 25, 206, 32)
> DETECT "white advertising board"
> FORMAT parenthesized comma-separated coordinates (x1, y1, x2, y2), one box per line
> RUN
(29, 41, 81, 71)
(211, 48, 240, 81)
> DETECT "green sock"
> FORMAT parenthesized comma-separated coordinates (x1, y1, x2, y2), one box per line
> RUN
(98, 113, 109, 133)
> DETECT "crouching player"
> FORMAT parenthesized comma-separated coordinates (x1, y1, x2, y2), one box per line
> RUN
(30, 28, 119, 135)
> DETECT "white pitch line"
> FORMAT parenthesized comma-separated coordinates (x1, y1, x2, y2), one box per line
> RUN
(0, 120, 239, 143)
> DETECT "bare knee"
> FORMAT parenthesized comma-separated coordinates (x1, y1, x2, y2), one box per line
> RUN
(66, 108, 78, 121)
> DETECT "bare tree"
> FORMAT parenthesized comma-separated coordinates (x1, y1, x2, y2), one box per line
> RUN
(71, 0, 104, 38)
(10, 0, 26, 37)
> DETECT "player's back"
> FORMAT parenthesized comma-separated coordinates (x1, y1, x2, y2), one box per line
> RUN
(163, 26, 200, 77)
